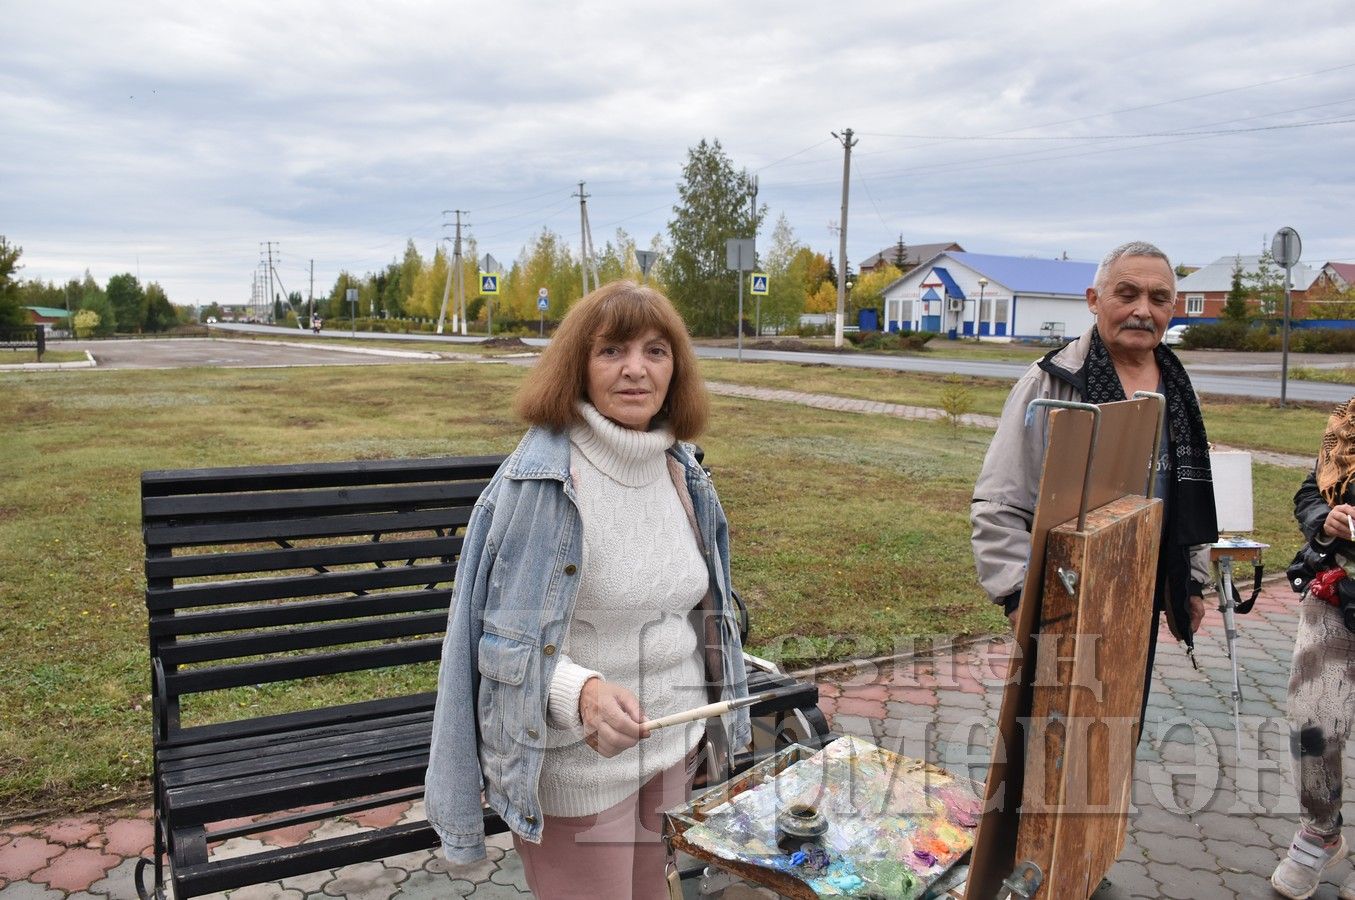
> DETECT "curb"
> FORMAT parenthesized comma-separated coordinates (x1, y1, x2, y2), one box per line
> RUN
(210, 337, 440, 360)
(0, 350, 97, 371)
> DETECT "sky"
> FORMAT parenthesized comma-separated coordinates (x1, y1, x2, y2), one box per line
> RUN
(4, 0, 1354, 306)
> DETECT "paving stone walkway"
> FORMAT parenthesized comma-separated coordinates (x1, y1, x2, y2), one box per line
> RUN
(2, 583, 1343, 898)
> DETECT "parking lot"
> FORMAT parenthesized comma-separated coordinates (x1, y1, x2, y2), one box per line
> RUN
(60, 337, 441, 370)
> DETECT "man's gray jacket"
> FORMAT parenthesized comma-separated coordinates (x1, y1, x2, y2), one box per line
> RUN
(970, 328, 1212, 613)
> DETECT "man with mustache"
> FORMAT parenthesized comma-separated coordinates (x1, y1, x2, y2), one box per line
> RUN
(970, 241, 1218, 710)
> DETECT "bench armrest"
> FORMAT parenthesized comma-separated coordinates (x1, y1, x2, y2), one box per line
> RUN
(151, 657, 169, 744)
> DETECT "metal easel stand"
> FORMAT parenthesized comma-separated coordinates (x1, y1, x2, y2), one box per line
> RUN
(918, 858, 1044, 899)
(1211, 540, 1268, 762)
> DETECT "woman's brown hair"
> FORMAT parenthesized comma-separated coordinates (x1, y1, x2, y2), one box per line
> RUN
(514, 280, 709, 440)
(1317, 397, 1355, 505)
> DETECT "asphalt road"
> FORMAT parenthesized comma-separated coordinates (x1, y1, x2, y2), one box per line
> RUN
(63, 337, 437, 370)
(209, 323, 1355, 403)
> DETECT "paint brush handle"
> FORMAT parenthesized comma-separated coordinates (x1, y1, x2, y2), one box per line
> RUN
(640, 687, 788, 732)
(1347, 513, 1353, 542)
(641, 699, 738, 732)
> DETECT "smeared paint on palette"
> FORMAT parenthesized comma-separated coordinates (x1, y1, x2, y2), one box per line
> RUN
(678, 736, 980, 898)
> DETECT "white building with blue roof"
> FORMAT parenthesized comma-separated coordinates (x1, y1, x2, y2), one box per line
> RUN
(880, 251, 1098, 341)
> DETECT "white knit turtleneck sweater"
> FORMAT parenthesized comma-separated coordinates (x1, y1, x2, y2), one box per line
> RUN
(536, 402, 709, 818)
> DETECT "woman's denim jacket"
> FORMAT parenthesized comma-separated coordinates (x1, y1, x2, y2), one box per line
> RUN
(424, 425, 752, 863)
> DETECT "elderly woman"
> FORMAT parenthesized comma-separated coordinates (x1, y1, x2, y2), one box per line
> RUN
(1270, 398, 1355, 899)
(425, 281, 751, 900)
(971, 241, 1218, 711)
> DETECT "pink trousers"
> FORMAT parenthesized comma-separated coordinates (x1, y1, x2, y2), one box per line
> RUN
(513, 745, 698, 900)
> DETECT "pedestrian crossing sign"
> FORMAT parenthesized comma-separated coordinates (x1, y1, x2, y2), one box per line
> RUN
(750, 273, 769, 295)
(480, 273, 500, 295)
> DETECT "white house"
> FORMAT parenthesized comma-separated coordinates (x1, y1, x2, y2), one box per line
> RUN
(881, 251, 1098, 341)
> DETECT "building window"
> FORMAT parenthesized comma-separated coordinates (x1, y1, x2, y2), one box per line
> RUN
(900, 300, 913, 322)
(1186, 295, 1204, 316)
(995, 298, 1009, 323)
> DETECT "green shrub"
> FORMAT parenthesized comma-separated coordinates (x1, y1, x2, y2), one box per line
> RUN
(938, 376, 975, 429)
(1240, 328, 1280, 352)
(1291, 329, 1355, 354)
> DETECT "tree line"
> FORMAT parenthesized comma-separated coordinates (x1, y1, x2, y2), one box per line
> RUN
(299, 139, 858, 336)
(1, 236, 188, 336)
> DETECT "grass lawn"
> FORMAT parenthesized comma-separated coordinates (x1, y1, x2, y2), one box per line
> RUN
(699, 358, 1331, 457)
(1292, 365, 1355, 385)
(0, 350, 89, 364)
(0, 361, 1310, 813)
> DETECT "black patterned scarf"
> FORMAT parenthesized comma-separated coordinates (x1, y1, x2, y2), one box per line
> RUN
(1083, 327, 1219, 641)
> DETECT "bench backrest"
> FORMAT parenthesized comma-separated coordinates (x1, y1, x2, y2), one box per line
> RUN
(142, 455, 506, 738)
(0, 323, 45, 355)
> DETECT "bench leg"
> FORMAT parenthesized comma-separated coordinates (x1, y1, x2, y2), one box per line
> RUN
(134, 854, 166, 900)
(136, 775, 168, 900)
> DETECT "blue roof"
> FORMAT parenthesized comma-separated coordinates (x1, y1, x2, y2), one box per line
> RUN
(931, 267, 965, 299)
(921, 287, 940, 301)
(948, 252, 1096, 296)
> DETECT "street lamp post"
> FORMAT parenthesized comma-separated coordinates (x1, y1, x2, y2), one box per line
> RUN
(845, 279, 854, 333)
(976, 277, 988, 342)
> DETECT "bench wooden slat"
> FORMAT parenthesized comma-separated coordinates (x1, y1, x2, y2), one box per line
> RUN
(149, 590, 451, 638)
(161, 711, 433, 768)
(164, 723, 432, 789)
(142, 480, 489, 520)
(160, 612, 448, 666)
(143, 506, 474, 548)
(146, 535, 462, 580)
(164, 640, 443, 696)
(161, 693, 436, 752)
(167, 750, 430, 826)
(146, 563, 455, 611)
(142, 456, 505, 497)
(173, 820, 488, 897)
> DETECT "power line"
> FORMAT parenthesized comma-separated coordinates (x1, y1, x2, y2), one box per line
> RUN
(872, 60, 1355, 142)
(858, 110, 1355, 142)
(754, 137, 837, 173)
(772, 113, 1355, 189)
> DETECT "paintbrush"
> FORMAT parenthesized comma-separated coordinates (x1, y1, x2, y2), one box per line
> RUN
(641, 685, 806, 732)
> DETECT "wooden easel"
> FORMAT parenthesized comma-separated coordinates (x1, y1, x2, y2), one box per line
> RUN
(966, 397, 1164, 899)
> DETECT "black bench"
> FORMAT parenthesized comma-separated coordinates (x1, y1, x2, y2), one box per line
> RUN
(136, 455, 830, 899)
(0, 323, 45, 361)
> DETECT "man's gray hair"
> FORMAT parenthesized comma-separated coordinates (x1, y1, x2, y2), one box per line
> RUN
(1093, 241, 1176, 294)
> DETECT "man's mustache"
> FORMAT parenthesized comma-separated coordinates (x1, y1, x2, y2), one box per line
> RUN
(1119, 319, 1156, 333)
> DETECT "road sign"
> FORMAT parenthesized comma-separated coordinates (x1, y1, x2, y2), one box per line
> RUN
(345, 288, 358, 303)
(750, 273, 769, 295)
(635, 250, 658, 277)
(725, 238, 755, 272)
(538, 297, 549, 312)
(1272, 227, 1302, 268)
(480, 273, 500, 295)
(1272, 226, 1302, 408)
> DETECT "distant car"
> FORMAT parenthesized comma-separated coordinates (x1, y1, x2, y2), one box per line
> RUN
(1163, 324, 1190, 346)
(205, 316, 217, 324)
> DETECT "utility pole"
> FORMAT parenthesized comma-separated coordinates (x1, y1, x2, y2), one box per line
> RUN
(437, 210, 470, 335)
(574, 182, 595, 296)
(831, 128, 857, 349)
(261, 242, 278, 323)
(750, 175, 760, 339)
(308, 259, 315, 329)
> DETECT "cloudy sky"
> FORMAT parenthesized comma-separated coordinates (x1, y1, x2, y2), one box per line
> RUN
(4, 0, 1354, 305)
